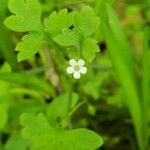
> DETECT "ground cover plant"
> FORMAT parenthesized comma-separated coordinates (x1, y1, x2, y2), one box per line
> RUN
(0, 0, 150, 149)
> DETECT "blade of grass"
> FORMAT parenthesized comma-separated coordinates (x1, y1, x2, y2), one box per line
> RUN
(106, 4, 137, 85)
(101, 8, 143, 149)
(142, 27, 150, 150)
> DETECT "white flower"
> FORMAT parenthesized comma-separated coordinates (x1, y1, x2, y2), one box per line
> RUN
(66, 59, 87, 79)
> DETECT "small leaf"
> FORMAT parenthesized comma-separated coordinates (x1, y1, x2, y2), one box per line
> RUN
(82, 38, 99, 62)
(74, 6, 100, 37)
(5, 133, 28, 150)
(53, 29, 80, 46)
(47, 92, 79, 126)
(20, 113, 55, 149)
(4, 0, 41, 32)
(60, 128, 103, 150)
(44, 9, 73, 37)
(16, 33, 44, 61)
(67, 47, 79, 59)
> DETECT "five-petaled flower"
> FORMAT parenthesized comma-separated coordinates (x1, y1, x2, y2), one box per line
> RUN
(66, 59, 87, 79)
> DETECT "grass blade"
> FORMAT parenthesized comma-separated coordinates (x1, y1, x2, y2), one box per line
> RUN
(101, 5, 143, 149)
(142, 27, 150, 150)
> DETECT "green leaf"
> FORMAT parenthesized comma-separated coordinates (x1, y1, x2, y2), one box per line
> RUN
(53, 29, 80, 46)
(67, 47, 79, 59)
(5, 133, 28, 150)
(15, 33, 44, 61)
(47, 92, 78, 126)
(0, 0, 8, 12)
(74, 6, 100, 37)
(4, 0, 41, 32)
(82, 38, 99, 62)
(20, 113, 55, 148)
(58, 128, 103, 150)
(44, 9, 73, 37)
(20, 113, 103, 150)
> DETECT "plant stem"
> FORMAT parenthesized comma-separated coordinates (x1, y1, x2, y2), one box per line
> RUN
(67, 81, 73, 129)
(69, 101, 85, 117)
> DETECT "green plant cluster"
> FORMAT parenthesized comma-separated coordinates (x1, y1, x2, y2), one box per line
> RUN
(0, 0, 150, 150)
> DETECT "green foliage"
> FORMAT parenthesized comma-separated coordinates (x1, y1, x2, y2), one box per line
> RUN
(53, 6, 100, 62)
(0, 99, 10, 130)
(21, 113, 54, 149)
(44, 9, 73, 37)
(0, 72, 56, 97)
(20, 113, 103, 150)
(5, 1, 100, 62)
(0, 0, 8, 11)
(142, 27, 150, 149)
(47, 92, 79, 127)
(5, 0, 42, 32)
(82, 38, 99, 62)
(67, 47, 79, 59)
(53, 29, 80, 46)
(1, 0, 149, 150)
(0, 64, 12, 130)
(0, 7, 20, 71)
(101, 4, 150, 150)
(16, 33, 44, 61)
(5, 133, 28, 150)
(74, 6, 100, 37)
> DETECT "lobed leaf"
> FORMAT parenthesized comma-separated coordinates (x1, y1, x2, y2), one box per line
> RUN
(82, 38, 99, 62)
(44, 9, 73, 37)
(53, 29, 80, 46)
(47, 92, 79, 126)
(5, 133, 28, 150)
(15, 33, 44, 62)
(74, 6, 100, 37)
(20, 113, 55, 148)
(5, 0, 42, 32)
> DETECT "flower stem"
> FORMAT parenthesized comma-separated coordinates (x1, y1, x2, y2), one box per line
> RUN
(67, 80, 73, 129)
(69, 101, 85, 117)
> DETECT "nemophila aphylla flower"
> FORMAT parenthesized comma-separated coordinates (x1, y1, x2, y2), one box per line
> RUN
(66, 59, 87, 79)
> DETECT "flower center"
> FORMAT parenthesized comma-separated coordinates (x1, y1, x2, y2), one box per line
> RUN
(74, 65, 80, 71)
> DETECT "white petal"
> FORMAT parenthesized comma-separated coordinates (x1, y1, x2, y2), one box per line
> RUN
(66, 67, 74, 74)
(78, 59, 85, 67)
(69, 59, 77, 67)
(73, 71, 81, 79)
(80, 67, 87, 74)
